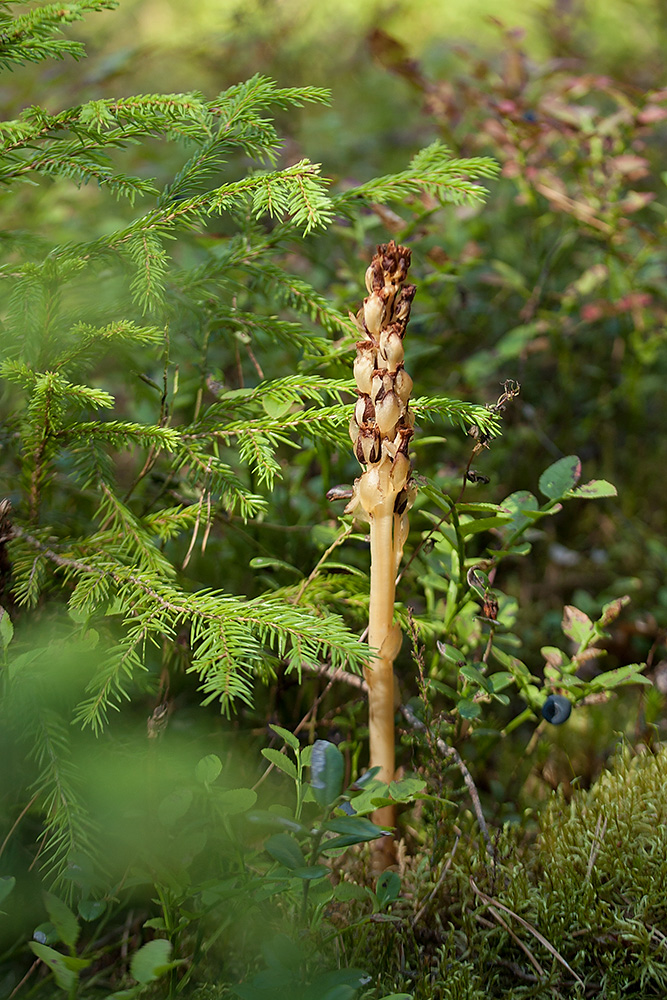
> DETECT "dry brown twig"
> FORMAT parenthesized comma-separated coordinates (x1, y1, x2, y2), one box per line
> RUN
(401, 702, 494, 858)
(470, 879, 584, 987)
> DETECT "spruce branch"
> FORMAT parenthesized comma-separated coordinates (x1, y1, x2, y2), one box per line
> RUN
(0, 137, 158, 201)
(9, 527, 370, 729)
(199, 373, 350, 411)
(192, 309, 331, 357)
(241, 259, 355, 338)
(411, 395, 502, 438)
(0, 79, 328, 168)
(332, 140, 499, 213)
(32, 162, 336, 312)
(27, 708, 99, 890)
(211, 74, 330, 117)
(0, 1, 117, 70)
(48, 321, 164, 373)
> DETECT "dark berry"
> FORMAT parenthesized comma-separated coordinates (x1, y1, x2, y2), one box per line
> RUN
(541, 694, 572, 725)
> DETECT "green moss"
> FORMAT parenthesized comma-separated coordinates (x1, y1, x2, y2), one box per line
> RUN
(360, 746, 667, 999)
(534, 746, 667, 996)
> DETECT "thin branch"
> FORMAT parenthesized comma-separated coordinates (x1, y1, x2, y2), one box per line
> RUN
(28, 382, 54, 524)
(585, 812, 608, 881)
(485, 903, 546, 979)
(412, 827, 460, 926)
(8, 959, 40, 1000)
(253, 660, 366, 792)
(470, 879, 585, 986)
(0, 793, 39, 860)
(302, 660, 368, 692)
(401, 702, 494, 858)
(292, 522, 354, 604)
(122, 327, 172, 504)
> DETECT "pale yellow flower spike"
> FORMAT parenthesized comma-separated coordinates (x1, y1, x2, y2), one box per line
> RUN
(345, 241, 416, 869)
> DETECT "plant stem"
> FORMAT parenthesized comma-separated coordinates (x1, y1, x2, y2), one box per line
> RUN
(345, 241, 417, 866)
(367, 495, 397, 812)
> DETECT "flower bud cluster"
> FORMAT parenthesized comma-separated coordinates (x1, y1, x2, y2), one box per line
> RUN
(345, 241, 417, 565)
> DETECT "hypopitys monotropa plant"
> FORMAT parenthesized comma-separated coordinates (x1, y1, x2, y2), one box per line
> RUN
(346, 241, 416, 853)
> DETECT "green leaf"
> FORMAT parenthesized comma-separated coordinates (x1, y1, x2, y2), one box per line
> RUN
(459, 663, 488, 688)
(260, 930, 303, 971)
(77, 899, 105, 922)
(538, 455, 581, 499)
(488, 671, 513, 693)
(507, 541, 532, 556)
(261, 747, 297, 780)
(419, 481, 454, 515)
(590, 664, 650, 689)
(215, 787, 257, 815)
(269, 724, 300, 751)
(310, 740, 344, 808)
(437, 641, 465, 663)
(303, 967, 368, 1000)
(550, 676, 584, 694)
(561, 605, 593, 644)
(262, 395, 293, 418)
(321, 816, 385, 845)
(457, 698, 481, 720)
(0, 876, 16, 906)
(44, 892, 79, 949)
(246, 809, 305, 833)
(598, 596, 630, 626)
(158, 787, 193, 827)
(0, 607, 13, 650)
(249, 557, 301, 574)
(491, 646, 532, 677)
(333, 881, 368, 901)
(348, 778, 426, 816)
(130, 939, 174, 985)
(291, 865, 330, 880)
(352, 767, 383, 787)
(514, 504, 563, 521)
(29, 943, 89, 991)
(456, 502, 509, 513)
(459, 514, 512, 537)
(496, 490, 538, 535)
(566, 479, 617, 500)
(541, 646, 566, 667)
(264, 832, 306, 870)
(196, 754, 223, 785)
(32, 923, 57, 946)
(386, 777, 428, 801)
(344, 781, 389, 817)
(143, 918, 167, 931)
(375, 870, 401, 906)
(321, 830, 388, 852)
